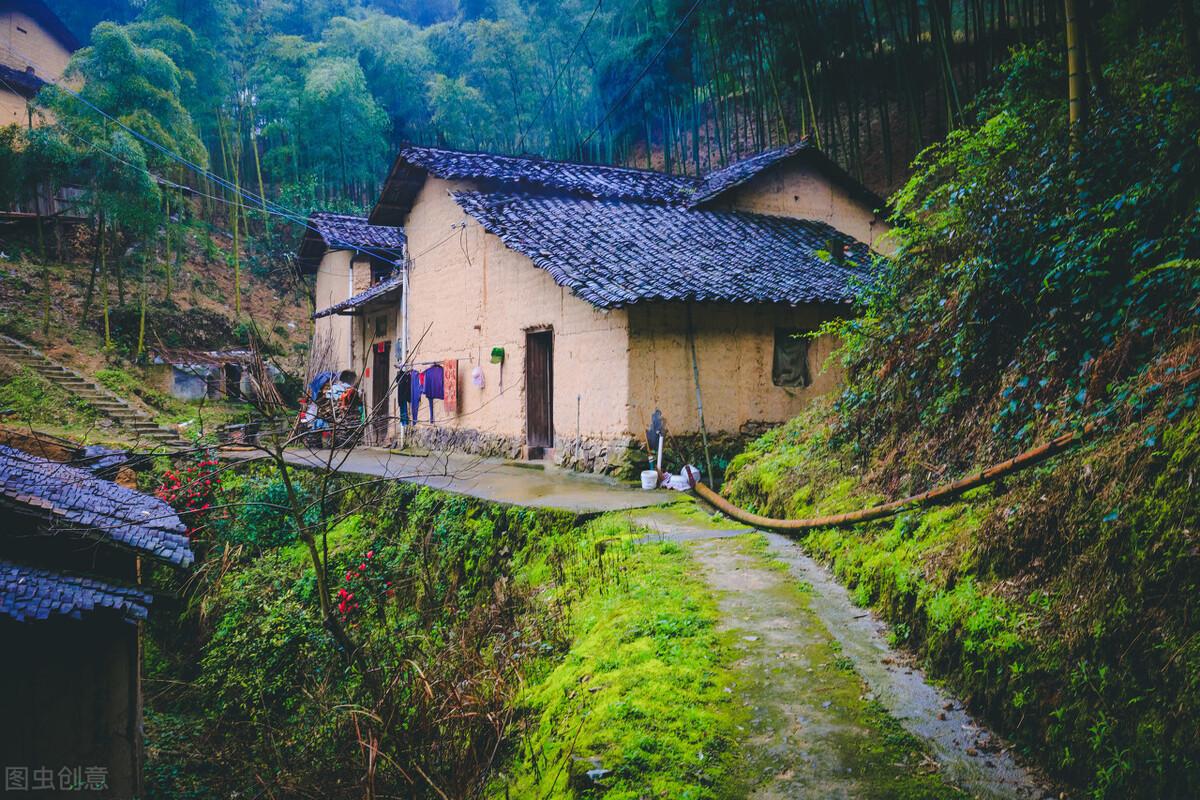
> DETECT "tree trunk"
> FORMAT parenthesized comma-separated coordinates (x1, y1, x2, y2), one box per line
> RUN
(82, 213, 102, 324)
(1064, 0, 1088, 144)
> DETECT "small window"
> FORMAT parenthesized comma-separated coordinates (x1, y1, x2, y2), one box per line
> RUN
(373, 314, 388, 338)
(772, 329, 811, 387)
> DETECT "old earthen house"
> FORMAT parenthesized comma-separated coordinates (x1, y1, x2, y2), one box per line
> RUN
(309, 140, 889, 473)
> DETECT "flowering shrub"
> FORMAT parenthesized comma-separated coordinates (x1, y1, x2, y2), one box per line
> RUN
(337, 548, 394, 623)
(157, 457, 222, 538)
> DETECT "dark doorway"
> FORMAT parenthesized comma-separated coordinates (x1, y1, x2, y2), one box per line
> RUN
(371, 341, 391, 443)
(525, 330, 554, 451)
(223, 363, 242, 399)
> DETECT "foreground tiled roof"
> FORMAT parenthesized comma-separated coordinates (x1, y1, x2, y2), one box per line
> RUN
(298, 212, 406, 272)
(0, 561, 152, 624)
(313, 273, 403, 319)
(454, 192, 871, 308)
(396, 146, 699, 204)
(0, 445, 192, 566)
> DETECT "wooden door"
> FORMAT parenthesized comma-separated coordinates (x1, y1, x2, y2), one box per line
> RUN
(525, 330, 554, 449)
(371, 342, 390, 442)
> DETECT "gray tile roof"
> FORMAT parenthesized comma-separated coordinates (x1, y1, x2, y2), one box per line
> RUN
(312, 272, 403, 319)
(370, 145, 701, 224)
(0, 445, 192, 567)
(0, 560, 152, 624)
(396, 146, 700, 203)
(453, 191, 871, 308)
(297, 212, 406, 273)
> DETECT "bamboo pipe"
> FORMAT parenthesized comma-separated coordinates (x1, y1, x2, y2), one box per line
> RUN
(691, 368, 1200, 533)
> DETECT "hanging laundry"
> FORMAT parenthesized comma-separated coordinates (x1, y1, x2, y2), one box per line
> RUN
(409, 370, 425, 422)
(442, 359, 458, 413)
(397, 371, 412, 425)
(421, 364, 444, 423)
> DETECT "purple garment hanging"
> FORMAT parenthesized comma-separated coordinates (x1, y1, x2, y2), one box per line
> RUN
(423, 364, 445, 400)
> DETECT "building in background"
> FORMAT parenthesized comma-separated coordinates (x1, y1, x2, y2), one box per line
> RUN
(297, 212, 406, 444)
(362, 140, 890, 475)
(0, 0, 77, 127)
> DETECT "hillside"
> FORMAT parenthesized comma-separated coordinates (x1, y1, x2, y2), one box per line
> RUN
(718, 23, 1200, 799)
(0, 221, 310, 443)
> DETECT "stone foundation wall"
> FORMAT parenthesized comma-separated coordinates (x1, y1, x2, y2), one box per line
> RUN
(554, 435, 641, 477)
(405, 424, 524, 461)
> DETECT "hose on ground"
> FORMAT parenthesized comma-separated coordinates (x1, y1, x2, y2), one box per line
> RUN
(691, 422, 1094, 532)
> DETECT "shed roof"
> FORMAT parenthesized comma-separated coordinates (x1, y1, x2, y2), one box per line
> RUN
(313, 272, 403, 319)
(0, 560, 152, 624)
(0, 445, 192, 566)
(0, 62, 45, 97)
(369, 146, 701, 225)
(453, 191, 871, 308)
(688, 139, 885, 210)
(296, 212, 406, 274)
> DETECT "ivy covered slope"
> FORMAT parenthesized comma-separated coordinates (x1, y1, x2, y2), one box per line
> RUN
(723, 29, 1200, 800)
(143, 469, 746, 800)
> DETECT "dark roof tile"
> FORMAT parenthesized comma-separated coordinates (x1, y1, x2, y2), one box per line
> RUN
(0, 561, 152, 624)
(453, 191, 871, 308)
(0, 445, 192, 566)
(312, 272, 403, 319)
(297, 212, 406, 273)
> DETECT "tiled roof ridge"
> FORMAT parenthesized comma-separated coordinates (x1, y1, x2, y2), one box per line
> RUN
(400, 144, 702, 182)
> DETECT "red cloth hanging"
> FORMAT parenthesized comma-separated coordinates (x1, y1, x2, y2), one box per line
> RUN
(442, 359, 458, 414)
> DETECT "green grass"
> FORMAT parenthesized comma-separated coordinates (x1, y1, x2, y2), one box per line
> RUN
(491, 517, 747, 799)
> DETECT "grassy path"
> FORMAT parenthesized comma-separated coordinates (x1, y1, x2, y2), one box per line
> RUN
(691, 534, 966, 799)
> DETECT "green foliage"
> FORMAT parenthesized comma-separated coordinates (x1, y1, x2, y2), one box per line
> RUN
(833, 38, 1200, 480)
(722, 23, 1200, 791)
(491, 527, 745, 799)
(145, 482, 579, 798)
(0, 365, 97, 426)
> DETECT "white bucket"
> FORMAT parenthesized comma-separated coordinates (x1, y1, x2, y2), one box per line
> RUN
(640, 469, 659, 490)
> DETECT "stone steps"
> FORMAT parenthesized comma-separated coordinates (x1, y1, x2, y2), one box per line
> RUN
(0, 336, 188, 450)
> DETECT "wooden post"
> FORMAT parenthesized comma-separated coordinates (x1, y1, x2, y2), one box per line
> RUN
(685, 302, 714, 484)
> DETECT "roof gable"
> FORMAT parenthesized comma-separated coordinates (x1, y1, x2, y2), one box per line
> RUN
(689, 139, 884, 211)
(454, 191, 871, 309)
(297, 212, 406, 274)
(369, 146, 700, 225)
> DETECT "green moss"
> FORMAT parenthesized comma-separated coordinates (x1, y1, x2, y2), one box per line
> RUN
(491, 521, 747, 799)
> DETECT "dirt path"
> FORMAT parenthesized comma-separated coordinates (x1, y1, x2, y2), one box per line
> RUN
(628, 505, 1053, 800)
